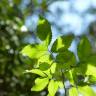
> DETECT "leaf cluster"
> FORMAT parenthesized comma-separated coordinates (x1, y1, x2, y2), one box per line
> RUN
(21, 16, 96, 96)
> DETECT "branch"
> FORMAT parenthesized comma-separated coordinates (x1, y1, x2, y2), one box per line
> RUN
(61, 69, 67, 96)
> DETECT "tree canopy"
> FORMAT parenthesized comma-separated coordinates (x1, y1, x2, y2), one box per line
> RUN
(1, 0, 96, 96)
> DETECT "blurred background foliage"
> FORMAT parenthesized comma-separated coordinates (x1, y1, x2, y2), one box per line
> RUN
(0, 0, 49, 96)
(1, 0, 96, 96)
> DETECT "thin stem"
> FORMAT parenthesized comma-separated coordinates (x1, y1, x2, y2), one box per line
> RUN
(64, 84, 67, 96)
(61, 69, 67, 96)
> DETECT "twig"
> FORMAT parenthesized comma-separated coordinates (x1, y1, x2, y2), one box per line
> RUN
(61, 69, 67, 96)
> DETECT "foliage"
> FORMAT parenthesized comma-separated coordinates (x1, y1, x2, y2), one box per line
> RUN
(21, 16, 96, 96)
(0, 0, 44, 96)
(1, 0, 96, 96)
(0, 0, 60, 96)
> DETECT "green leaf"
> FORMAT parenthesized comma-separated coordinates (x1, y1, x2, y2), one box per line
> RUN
(75, 55, 96, 78)
(39, 62, 50, 71)
(47, 94, 50, 96)
(57, 81, 64, 89)
(77, 36, 92, 61)
(53, 65, 62, 80)
(43, 69, 52, 79)
(13, 0, 21, 4)
(78, 85, 96, 96)
(37, 16, 52, 45)
(56, 50, 76, 66)
(25, 69, 46, 77)
(47, 80, 63, 96)
(50, 63, 56, 74)
(69, 87, 78, 96)
(21, 43, 48, 59)
(51, 35, 74, 52)
(86, 64, 96, 77)
(65, 69, 78, 85)
(38, 54, 53, 65)
(31, 78, 49, 91)
(85, 55, 96, 77)
(88, 75, 96, 84)
(48, 80, 59, 96)
(68, 70, 75, 85)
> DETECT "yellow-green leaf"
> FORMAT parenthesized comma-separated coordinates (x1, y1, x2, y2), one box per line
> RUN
(50, 63, 56, 74)
(31, 78, 49, 91)
(21, 43, 48, 59)
(57, 81, 64, 89)
(48, 80, 59, 96)
(69, 87, 78, 96)
(51, 35, 74, 52)
(78, 85, 96, 96)
(26, 69, 46, 77)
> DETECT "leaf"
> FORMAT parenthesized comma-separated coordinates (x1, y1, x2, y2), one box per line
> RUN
(88, 75, 96, 84)
(68, 70, 75, 85)
(56, 50, 76, 66)
(51, 35, 74, 52)
(57, 81, 64, 89)
(65, 69, 78, 85)
(43, 69, 52, 79)
(50, 63, 56, 74)
(37, 16, 52, 45)
(13, 0, 21, 4)
(38, 54, 53, 65)
(47, 94, 50, 96)
(31, 78, 49, 91)
(86, 65, 96, 77)
(21, 43, 48, 59)
(75, 55, 96, 78)
(85, 55, 96, 77)
(69, 87, 78, 96)
(39, 62, 50, 71)
(78, 85, 96, 96)
(25, 69, 46, 77)
(77, 36, 92, 61)
(53, 64, 62, 80)
(48, 80, 59, 96)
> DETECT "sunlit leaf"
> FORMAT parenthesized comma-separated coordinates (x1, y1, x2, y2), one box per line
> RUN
(38, 54, 53, 65)
(50, 63, 56, 74)
(43, 69, 52, 79)
(47, 81, 64, 96)
(88, 75, 96, 84)
(68, 70, 75, 85)
(75, 55, 96, 78)
(86, 64, 96, 77)
(21, 43, 48, 59)
(78, 85, 96, 96)
(85, 55, 96, 77)
(31, 78, 49, 91)
(25, 69, 46, 77)
(69, 87, 78, 96)
(57, 81, 64, 89)
(48, 80, 59, 96)
(51, 35, 74, 52)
